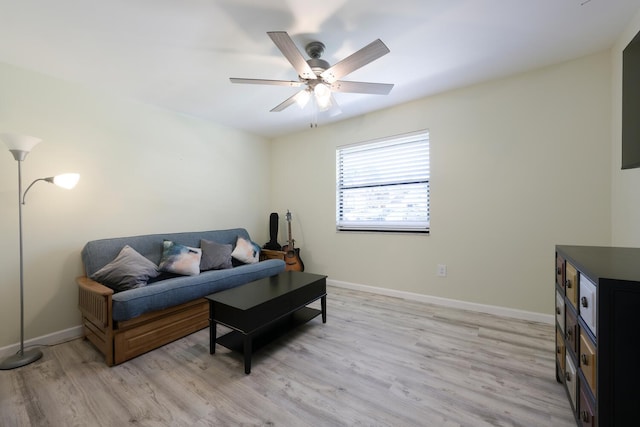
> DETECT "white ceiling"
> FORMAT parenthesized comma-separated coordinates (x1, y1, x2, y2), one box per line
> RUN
(0, 0, 638, 138)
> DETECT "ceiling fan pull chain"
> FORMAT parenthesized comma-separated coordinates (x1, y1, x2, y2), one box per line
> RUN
(310, 98, 318, 128)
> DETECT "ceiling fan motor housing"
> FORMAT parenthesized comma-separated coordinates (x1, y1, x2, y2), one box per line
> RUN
(305, 41, 329, 76)
(307, 58, 330, 76)
(305, 41, 325, 58)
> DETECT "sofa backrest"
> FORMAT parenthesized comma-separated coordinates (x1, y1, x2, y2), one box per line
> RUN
(81, 228, 251, 277)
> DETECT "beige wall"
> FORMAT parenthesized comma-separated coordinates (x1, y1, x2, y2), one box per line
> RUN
(0, 62, 271, 348)
(612, 9, 640, 246)
(270, 51, 612, 315)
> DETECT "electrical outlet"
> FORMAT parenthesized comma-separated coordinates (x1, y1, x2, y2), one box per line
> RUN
(437, 264, 447, 277)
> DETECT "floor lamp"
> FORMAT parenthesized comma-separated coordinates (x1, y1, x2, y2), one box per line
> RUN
(0, 133, 80, 370)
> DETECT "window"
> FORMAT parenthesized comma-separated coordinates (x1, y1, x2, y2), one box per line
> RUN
(336, 130, 430, 233)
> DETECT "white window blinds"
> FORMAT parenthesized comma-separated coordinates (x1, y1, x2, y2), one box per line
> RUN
(336, 130, 430, 233)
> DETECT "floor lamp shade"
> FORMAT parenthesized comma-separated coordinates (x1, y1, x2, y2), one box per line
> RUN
(0, 133, 79, 370)
(0, 132, 42, 160)
(52, 173, 80, 189)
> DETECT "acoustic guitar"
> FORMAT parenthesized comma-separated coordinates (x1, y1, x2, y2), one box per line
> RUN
(281, 210, 304, 272)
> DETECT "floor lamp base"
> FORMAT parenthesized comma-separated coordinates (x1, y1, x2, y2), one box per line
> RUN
(0, 348, 43, 370)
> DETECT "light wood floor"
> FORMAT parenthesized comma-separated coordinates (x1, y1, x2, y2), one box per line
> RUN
(0, 286, 574, 427)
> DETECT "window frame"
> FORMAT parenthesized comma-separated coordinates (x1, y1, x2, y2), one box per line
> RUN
(336, 130, 430, 234)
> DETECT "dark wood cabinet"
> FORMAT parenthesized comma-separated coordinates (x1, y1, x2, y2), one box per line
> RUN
(555, 245, 640, 426)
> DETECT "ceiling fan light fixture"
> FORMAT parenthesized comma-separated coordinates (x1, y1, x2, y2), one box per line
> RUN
(314, 82, 331, 100)
(314, 83, 332, 111)
(316, 99, 332, 112)
(296, 90, 311, 108)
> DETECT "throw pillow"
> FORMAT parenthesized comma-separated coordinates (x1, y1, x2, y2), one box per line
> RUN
(158, 240, 202, 276)
(200, 239, 233, 271)
(231, 236, 260, 264)
(90, 245, 159, 292)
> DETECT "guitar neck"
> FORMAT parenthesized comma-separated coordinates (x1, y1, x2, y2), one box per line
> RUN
(288, 220, 294, 248)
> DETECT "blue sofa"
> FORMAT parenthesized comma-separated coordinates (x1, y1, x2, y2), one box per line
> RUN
(77, 228, 285, 365)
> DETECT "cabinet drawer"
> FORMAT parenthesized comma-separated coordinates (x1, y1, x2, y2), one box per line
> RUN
(565, 354, 577, 410)
(565, 307, 578, 354)
(556, 290, 565, 332)
(579, 274, 597, 336)
(556, 327, 565, 374)
(579, 385, 596, 427)
(556, 254, 565, 290)
(565, 262, 578, 308)
(579, 329, 596, 396)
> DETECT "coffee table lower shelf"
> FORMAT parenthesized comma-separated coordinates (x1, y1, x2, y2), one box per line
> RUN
(216, 306, 321, 355)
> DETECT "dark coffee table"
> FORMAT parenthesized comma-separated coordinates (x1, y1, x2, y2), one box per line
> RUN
(205, 271, 327, 374)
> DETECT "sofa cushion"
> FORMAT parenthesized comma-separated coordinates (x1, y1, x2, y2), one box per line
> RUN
(90, 245, 159, 292)
(158, 240, 202, 276)
(111, 259, 286, 321)
(200, 239, 233, 271)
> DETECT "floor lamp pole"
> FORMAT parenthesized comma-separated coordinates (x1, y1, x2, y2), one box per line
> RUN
(0, 151, 43, 370)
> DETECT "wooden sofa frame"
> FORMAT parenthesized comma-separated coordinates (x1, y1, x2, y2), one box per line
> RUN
(77, 276, 209, 366)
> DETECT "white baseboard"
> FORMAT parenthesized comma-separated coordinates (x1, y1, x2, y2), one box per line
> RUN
(327, 279, 554, 324)
(0, 325, 84, 359)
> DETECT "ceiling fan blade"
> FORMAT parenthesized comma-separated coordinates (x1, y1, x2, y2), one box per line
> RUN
(230, 78, 304, 87)
(321, 39, 390, 83)
(330, 81, 394, 95)
(267, 31, 317, 80)
(270, 90, 309, 112)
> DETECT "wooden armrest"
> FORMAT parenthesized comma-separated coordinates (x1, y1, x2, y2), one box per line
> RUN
(77, 276, 114, 296)
(77, 276, 113, 328)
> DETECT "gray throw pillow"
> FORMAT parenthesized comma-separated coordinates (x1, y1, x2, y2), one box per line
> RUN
(200, 239, 233, 271)
(90, 245, 159, 292)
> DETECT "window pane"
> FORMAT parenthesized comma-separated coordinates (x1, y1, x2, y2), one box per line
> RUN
(337, 130, 430, 233)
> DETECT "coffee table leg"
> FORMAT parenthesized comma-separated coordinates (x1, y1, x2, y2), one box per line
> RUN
(321, 294, 327, 323)
(244, 334, 252, 374)
(209, 304, 216, 354)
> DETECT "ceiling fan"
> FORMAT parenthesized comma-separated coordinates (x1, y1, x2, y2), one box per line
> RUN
(230, 31, 394, 119)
